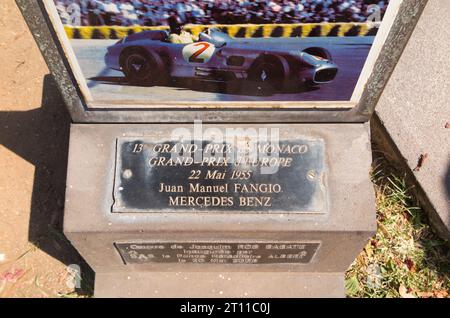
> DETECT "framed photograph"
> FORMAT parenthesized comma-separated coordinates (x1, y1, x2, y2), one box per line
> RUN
(17, 0, 426, 122)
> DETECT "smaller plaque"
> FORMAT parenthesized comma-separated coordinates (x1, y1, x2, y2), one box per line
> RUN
(115, 242, 320, 265)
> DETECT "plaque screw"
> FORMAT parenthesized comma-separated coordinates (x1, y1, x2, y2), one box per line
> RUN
(123, 169, 133, 179)
(307, 170, 317, 181)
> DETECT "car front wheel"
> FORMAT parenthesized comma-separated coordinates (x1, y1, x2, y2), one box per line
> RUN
(121, 49, 165, 85)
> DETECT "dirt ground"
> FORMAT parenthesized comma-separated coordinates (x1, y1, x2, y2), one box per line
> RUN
(0, 0, 91, 297)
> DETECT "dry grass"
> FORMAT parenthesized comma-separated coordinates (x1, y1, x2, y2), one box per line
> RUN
(345, 153, 450, 298)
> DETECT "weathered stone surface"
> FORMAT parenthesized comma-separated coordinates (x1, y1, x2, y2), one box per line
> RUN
(375, 0, 450, 241)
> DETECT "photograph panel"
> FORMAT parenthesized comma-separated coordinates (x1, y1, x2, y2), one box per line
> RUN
(49, 0, 392, 104)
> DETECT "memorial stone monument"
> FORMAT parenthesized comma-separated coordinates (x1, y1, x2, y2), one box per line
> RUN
(17, 0, 426, 297)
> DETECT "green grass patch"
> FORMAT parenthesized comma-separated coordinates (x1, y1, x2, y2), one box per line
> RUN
(345, 153, 450, 298)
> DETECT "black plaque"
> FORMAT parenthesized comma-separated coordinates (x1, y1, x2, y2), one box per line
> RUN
(112, 138, 327, 213)
(115, 242, 321, 265)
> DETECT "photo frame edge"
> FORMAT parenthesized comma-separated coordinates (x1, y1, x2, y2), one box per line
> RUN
(15, 0, 427, 123)
(354, 0, 428, 118)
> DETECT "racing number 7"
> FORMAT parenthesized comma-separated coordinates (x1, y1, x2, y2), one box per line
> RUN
(189, 42, 211, 63)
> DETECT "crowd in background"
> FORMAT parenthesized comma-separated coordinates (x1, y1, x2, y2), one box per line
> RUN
(54, 0, 389, 26)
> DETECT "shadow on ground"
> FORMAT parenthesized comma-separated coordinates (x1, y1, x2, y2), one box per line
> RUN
(0, 74, 94, 296)
(88, 75, 320, 96)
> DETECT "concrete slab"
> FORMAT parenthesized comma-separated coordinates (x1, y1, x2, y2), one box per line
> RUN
(94, 271, 345, 298)
(374, 0, 450, 241)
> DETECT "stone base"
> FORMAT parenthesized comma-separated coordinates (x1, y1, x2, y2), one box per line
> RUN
(64, 123, 375, 298)
(94, 271, 345, 298)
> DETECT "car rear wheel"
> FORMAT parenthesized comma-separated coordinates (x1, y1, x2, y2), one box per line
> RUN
(249, 61, 283, 94)
(121, 49, 165, 85)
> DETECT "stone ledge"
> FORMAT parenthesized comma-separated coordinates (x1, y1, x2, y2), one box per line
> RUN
(94, 271, 345, 298)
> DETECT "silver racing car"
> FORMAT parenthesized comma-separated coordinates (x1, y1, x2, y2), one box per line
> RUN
(104, 28, 338, 93)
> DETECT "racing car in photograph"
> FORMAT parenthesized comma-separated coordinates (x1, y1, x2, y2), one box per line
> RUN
(104, 28, 338, 94)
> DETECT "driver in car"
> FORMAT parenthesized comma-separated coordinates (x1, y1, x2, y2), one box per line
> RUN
(167, 11, 198, 44)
